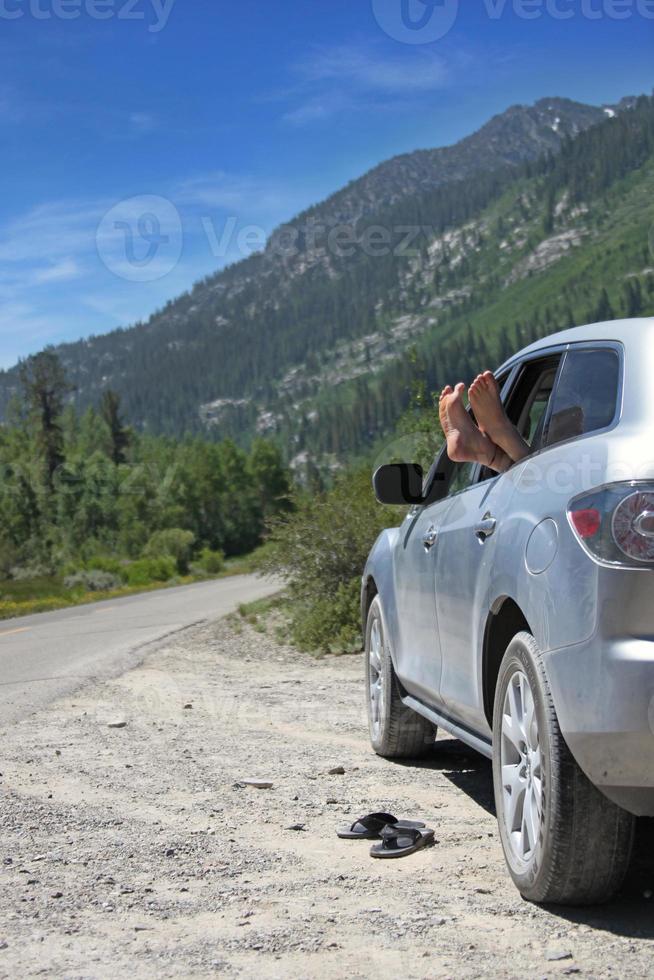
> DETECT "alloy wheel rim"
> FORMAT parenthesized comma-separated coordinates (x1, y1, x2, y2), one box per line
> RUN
(500, 670, 543, 866)
(369, 618, 384, 737)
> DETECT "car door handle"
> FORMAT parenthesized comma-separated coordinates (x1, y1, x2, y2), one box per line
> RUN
(475, 515, 497, 542)
(422, 525, 438, 551)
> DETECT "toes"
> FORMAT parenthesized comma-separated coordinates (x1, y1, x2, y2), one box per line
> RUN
(454, 382, 466, 396)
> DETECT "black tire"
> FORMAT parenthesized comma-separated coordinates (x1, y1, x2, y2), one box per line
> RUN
(365, 595, 436, 759)
(492, 631, 635, 906)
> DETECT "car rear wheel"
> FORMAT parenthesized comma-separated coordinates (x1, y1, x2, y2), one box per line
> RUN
(492, 631, 635, 906)
(365, 595, 436, 758)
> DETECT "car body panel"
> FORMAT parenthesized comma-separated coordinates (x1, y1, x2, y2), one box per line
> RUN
(391, 499, 453, 705)
(547, 631, 654, 816)
(434, 476, 517, 732)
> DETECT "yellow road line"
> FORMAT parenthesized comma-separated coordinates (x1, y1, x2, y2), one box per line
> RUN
(0, 626, 30, 638)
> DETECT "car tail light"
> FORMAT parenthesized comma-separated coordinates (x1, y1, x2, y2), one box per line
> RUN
(569, 508, 601, 539)
(568, 483, 654, 567)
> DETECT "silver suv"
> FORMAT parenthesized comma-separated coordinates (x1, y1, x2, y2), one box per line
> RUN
(363, 317, 654, 906)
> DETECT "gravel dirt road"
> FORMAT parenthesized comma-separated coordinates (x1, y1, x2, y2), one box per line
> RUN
(1, 606, 653, 978)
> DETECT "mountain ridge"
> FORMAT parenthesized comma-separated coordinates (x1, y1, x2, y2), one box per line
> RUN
(305, 96, 622, 222)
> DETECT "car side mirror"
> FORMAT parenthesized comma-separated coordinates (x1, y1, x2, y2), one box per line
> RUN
(373, 463, 425, 505)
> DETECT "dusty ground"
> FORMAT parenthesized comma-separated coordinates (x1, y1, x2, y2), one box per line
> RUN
(1, 608, 653, 979)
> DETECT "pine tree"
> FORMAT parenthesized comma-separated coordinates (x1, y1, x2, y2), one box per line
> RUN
(18, 350, 71, 491)
(101, 390, 132, 465)
(594, 288, 615, 322)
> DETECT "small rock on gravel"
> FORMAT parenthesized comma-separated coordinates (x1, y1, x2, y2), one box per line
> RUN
(107, 720, 127, 729)
(328, 766, 346, 775)
(546, 949, 573, 962)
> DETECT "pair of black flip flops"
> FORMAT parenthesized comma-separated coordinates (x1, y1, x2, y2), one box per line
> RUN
(337, 811, 435, 859)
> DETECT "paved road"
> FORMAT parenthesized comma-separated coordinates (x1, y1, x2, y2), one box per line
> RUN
(0, 575, 281, 725)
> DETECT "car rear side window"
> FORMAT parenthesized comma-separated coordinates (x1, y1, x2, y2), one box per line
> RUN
(504, 355, 562, 450)
(543, 347, 620, 449)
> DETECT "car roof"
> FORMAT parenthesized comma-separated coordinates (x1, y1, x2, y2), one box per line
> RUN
(505, 317, 654, 366)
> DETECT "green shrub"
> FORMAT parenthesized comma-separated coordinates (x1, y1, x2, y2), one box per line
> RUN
(197, 547, 225, 574)
(64, 570, 122, 592)
(0, 538, 19, 579)
(263, 466, 400, 653)
(125, 556, 176, 587)
(9, 562, 55, 581)
(144, 529, 195, 575)
(86, 556, 129, 582)
(290, 577, 362, 653)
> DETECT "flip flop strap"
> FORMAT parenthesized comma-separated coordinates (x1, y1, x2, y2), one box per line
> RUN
(350, 812, 397, 834)
(380, 824, 421, 849)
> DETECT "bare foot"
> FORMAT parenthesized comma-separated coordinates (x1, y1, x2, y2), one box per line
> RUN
(438, 383, 498, 468)
(469, 372, 530, 463)
(469, 372, 508, 440)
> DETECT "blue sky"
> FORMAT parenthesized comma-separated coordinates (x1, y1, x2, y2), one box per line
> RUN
(0, 0, 652, 367)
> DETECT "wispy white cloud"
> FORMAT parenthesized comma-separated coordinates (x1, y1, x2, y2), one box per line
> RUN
(174, 171, 312, 216)
(279, 42, 453, 126)
(281, 91, 352, 127)
(0, 199, 104, 264)
(32, 258, 82, 285)
(295, 45, 450, 94)
(129, 111, 158, 135)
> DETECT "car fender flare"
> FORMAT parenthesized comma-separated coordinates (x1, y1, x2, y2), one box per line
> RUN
(362, 527, 402, 670)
